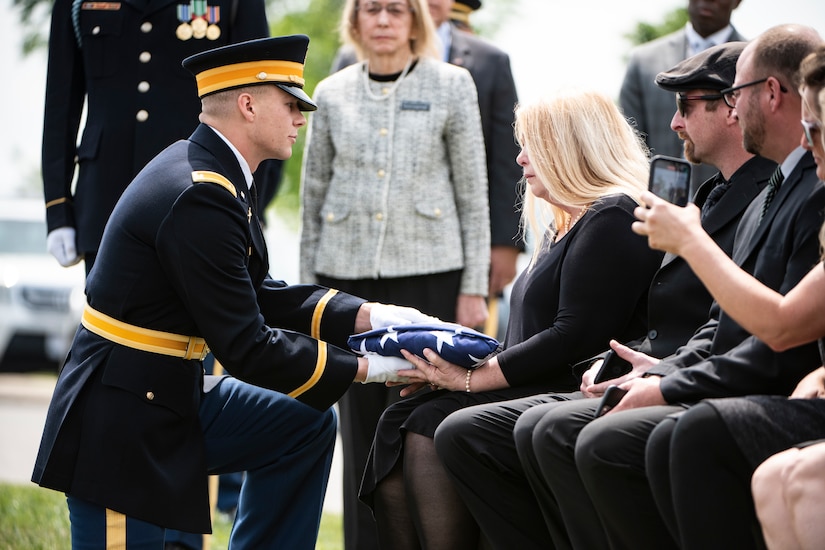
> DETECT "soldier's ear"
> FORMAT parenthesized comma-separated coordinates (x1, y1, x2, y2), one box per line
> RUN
(237, 92, 256, 120)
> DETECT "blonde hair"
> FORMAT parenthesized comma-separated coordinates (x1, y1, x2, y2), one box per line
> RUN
(339, 0, 440, 61)
(514, 90, 650, 267)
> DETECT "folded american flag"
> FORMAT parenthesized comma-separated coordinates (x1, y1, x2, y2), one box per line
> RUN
(348, 323, 502, 369)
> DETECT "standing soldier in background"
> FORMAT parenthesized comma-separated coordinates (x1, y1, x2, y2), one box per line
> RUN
(42, 0, 282, 276)
(448, 0, 477, 32)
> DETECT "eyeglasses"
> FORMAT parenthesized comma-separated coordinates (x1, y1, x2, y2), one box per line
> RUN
(801, 118, 823, 148)
(358, 1, 412, 17)
(721, 77, 788, 109)
(676, 92, 724, 117)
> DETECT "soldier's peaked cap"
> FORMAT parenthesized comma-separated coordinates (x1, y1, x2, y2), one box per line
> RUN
(183, 34, 317, 111)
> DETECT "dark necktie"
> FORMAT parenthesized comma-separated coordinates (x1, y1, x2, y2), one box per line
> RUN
(759, 167, 785, 222)
(250, 180, 259, 214)
(701, 175, 730, 220)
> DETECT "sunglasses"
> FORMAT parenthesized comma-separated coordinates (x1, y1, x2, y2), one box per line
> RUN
(721, 77, 788, 109)
(676, 92, 724, 117)
(801, 119, 823, 148)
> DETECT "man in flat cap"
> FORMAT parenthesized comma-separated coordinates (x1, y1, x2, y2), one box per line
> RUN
(619, 0, 745, 197)
(31, 35, 429, 549)
(432, 41, 782, 549)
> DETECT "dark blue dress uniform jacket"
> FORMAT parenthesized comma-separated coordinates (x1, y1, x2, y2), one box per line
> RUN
(42, 0, 277, 255)
(32, 124, 365, 533)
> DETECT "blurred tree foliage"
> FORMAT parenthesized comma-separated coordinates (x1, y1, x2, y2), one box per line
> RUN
(268, 0, 345, 223)
(625, 7, 689, 47)
(12, 0, 52, 54)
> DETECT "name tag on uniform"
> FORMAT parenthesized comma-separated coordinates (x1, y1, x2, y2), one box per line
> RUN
(81, 2, 121, 9)
(400, 101, 430, 111)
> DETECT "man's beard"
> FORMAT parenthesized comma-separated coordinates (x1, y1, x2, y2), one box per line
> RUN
(741, 95, 766, 156)
(678, 131, 700, 164)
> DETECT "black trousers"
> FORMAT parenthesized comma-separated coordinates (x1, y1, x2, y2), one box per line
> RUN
(434, 393, 580, 550)
(318, 272, 460, 550)
(646, 402, 767, 550)
(521, 398, 683, 550)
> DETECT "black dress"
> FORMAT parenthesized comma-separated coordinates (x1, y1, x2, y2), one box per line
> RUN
(707, 333, 825, 468)
(359, 194, 664, 506)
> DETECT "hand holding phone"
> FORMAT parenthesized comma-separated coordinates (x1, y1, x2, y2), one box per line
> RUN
(649, 155, 691, 207)
(594, 385, 629, 418)
(593, 350, 632, 385)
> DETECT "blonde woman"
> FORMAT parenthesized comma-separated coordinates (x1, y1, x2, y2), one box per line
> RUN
(360, 90, 663, 549)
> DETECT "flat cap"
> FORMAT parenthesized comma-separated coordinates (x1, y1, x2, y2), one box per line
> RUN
(182, 35, 317, 111)
(655, 41, 747, 92)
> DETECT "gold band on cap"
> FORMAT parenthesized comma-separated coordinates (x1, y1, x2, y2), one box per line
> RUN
(195, 59, 305, 97)
(450, 3, 472, 24)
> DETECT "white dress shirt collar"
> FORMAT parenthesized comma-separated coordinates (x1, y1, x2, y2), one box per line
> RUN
(206, 125, 254, 192)
(686, 23, 733, 56)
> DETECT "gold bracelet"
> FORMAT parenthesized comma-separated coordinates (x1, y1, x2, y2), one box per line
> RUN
(465, 369, 472, 393)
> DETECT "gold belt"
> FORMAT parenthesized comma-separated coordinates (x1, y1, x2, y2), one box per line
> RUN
(81, 304, 210, 361)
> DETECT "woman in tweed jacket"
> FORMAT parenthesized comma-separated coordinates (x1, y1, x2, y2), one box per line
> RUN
(299, 1, 490, 548)
(300, 5, 489, 320)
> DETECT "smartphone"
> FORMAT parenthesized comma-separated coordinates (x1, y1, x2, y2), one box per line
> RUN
(649, 155, 692, 207)
(593, 350, 632, 385)
(594, 385, 629, 418)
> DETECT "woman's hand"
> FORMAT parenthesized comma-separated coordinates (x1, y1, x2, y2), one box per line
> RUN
(397, 348, 469, 397)
(791, 366, 825, 399)
(632, 191, 704, 255)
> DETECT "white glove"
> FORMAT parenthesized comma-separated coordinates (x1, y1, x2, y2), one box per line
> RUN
(369, 303, 440, 329)
(47, 227, 81, 267)
(363, 354, 414, 384)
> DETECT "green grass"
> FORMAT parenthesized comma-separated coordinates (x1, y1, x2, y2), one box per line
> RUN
(0, 482, 343, 549)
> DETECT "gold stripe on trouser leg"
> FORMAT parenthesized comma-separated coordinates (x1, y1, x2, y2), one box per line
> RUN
(204, 360, 224, 550)
(105, 508, 126, 549)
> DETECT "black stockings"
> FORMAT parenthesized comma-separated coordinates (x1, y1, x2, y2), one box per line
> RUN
(374, 432, 480, 550)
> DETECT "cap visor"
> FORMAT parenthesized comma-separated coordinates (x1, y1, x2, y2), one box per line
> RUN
(277, 83, 317, 111)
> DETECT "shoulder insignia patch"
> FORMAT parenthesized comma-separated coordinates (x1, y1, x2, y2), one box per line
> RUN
(191, 171, 237, 198)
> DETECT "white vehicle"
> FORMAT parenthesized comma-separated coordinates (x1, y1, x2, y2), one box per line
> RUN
(0, 198, 85, 365)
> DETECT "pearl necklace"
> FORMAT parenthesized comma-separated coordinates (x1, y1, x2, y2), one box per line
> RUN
(362, 57, 414, 101)
(564, 206, 588, 233)
(555, 206, 588, 243)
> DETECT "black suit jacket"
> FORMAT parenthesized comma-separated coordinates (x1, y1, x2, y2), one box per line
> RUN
(42, 0, 279, 255)
(446, 27, 523, 248)
(636, 156, 775, 358)
(33, 124, 364, 532)
(654, 151, 825, 401)
(331, 25, 523, 249)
